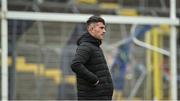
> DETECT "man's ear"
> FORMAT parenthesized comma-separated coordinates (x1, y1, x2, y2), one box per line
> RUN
(90, 26, 94, 31)
(88, 25, 93, 32)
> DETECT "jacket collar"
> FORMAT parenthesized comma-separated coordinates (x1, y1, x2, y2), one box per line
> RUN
(77, 32, 101, 47)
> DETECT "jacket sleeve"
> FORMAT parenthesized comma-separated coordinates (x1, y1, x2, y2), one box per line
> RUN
(71, 44, 98, 84)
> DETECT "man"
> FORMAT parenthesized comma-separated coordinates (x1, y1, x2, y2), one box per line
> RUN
(71, 15, 114, 100)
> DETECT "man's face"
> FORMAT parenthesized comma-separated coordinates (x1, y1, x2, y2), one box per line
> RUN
(89, 22, 106, 40)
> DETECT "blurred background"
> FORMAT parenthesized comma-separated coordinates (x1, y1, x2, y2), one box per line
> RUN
(0, 0, 180, 100)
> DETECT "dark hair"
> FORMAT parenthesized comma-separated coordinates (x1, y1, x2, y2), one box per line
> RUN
(86, 15, 105, 26)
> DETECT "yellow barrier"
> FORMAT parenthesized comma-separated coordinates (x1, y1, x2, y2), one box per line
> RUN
(64, 75, 76, 85)
(145, 31, 153, 99)
(45, 69, 62, 84)
(77, 0, 97, 4)
(7, 57, 64, 85)
(152, 28, 163, 100)
(117, 9, 138, 16)
(145, 26, 170, 100)
(99, 3, 119, 9)
(113, 90, 123, 100)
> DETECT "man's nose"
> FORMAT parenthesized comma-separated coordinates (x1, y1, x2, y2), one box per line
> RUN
(103, 29, 106, 33)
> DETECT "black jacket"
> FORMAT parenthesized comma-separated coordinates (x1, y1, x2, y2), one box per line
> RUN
(71, 32, 114, 100)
